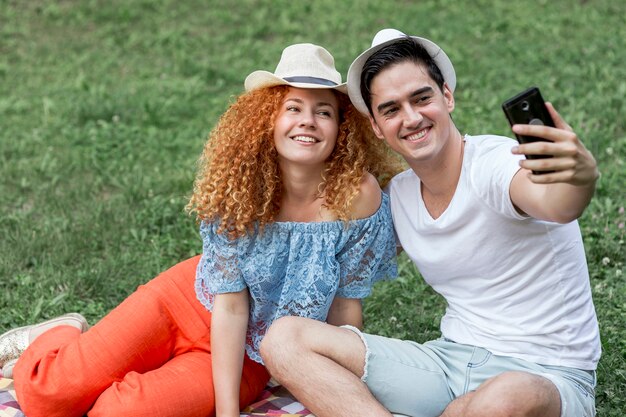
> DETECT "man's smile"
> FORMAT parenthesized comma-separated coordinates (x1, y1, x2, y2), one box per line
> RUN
(402, 127, 429, 142)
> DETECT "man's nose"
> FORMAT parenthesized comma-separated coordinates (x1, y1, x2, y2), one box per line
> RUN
(402, 106, 422, 128)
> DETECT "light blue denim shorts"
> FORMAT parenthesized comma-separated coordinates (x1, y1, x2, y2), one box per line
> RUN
(344, 327, 596, 417)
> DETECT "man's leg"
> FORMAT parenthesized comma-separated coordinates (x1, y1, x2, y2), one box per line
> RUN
(260, 316, 393, 417)
(440, 371, 561, 417)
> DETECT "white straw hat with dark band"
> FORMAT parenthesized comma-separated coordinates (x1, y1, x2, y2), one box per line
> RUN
(347, 28, 456, 114)
(245, 43, 347, 94)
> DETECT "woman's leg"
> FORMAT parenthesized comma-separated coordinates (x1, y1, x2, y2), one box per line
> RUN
(88, 351, 269, 417)
(14, 281, 182, 417)
(14, 256, 270, 417)
(14, 257, 194, 416)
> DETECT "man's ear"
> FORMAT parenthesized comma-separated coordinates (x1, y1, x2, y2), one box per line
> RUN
(443, 83, 455, 113)
(368, 114, 385, 139)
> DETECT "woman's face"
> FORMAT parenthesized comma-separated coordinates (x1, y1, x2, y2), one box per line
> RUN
(273, 87, 340, 167)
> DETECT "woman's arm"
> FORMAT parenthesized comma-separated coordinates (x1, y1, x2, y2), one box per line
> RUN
(327, 297, 363, 329)
(329, 171, 387, 330)
(212, 290, 249, 417)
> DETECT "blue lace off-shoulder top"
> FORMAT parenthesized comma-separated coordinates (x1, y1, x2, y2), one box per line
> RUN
(195, 192, 397, 363)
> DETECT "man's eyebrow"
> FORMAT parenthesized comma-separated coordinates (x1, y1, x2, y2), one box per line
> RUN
(375, 86, 434, 114)
(376, 99, 397, 114)
(409, 86, 434, 99)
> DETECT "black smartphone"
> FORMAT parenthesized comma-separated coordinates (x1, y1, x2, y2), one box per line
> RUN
(502, 87, 555, 173)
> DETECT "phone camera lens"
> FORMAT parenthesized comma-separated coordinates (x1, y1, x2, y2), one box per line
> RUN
(521, 101, 530, 111)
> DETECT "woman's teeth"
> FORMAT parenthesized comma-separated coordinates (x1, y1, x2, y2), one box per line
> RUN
(293, 136, 317, 143)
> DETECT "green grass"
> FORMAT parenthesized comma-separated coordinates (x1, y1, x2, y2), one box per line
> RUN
(1, 0, 624, 414)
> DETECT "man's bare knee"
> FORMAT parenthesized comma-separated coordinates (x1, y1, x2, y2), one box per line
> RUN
(261, 316, 367, 381)
(261, 316, 303, 352)
(260, 316, 310, 375)
(459, 371, 560, 417)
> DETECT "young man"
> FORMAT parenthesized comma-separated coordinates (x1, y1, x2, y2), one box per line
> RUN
(259, 29, 601, 417)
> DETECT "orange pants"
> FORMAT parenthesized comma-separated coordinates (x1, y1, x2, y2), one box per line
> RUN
(13, 256, 270, 417)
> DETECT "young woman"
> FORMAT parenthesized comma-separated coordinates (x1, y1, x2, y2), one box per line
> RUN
(0, 43, 401, 417)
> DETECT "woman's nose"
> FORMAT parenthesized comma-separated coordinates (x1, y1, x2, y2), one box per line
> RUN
(298, 111, 316, 128)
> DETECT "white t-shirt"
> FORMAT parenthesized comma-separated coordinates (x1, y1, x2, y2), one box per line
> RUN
(387, 134, 601, 370)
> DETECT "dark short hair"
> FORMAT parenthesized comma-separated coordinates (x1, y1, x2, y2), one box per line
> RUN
(360, 37, 446, 114)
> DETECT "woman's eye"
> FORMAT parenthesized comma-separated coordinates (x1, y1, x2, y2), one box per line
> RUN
(286, 106, 299, 112)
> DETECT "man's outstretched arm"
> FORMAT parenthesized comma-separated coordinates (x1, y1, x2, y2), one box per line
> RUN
(510, 102, 599, 223)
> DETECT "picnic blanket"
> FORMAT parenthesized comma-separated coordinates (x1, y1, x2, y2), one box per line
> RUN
(0, 378, 23, 417)
(0, 377, 312, 417)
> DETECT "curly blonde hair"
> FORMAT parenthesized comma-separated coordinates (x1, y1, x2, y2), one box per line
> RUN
(187, 86, 403, 238)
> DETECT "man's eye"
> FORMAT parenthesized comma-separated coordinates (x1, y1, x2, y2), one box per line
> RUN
(384, 108, 398, 116)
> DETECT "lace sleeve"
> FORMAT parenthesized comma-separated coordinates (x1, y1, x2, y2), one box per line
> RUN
(336, 194, 398, 299)
(195, 221, 246, 311)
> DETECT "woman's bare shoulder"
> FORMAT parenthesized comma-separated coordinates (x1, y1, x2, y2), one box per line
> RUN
(350, 172, 383, 220)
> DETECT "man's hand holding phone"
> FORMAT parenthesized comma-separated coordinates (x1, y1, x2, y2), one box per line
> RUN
(503, 87, 598, 186)
(505, 88, 599, 223)
(510, 102, 598, 186)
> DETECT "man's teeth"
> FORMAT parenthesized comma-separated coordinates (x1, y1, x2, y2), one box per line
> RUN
(406, 130, 426, 141)
(293, 136, 316, 143)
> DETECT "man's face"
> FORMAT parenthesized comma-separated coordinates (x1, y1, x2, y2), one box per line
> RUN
(367, 61, 455, 167)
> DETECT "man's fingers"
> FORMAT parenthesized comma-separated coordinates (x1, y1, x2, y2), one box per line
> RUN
(512, 124, 578, 144)
(519, 155, 575, 174)
(511, 103, 574, 142)
(545, 102, 573, 131)
(514, 138, 578, 158)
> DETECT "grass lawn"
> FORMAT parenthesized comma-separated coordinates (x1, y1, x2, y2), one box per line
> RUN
(1, 0, 624, 414)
